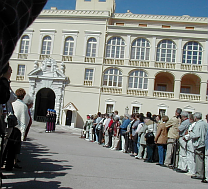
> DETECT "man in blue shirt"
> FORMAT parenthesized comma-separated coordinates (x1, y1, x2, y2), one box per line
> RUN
(120, 114, 131, 152)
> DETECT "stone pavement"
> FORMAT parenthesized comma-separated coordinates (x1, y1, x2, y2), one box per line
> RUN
(2, 121, 207, 189)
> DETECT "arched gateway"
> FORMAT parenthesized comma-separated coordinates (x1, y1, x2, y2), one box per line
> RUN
(28, 58, 68, 123)
(34, 88, 55, 121)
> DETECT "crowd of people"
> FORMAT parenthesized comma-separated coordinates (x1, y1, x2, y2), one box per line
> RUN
(82, 109, 208, 184)
(0, 62, 33, 178)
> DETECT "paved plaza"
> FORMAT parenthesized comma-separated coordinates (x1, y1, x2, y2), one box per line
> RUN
(2, 121, 208, 189)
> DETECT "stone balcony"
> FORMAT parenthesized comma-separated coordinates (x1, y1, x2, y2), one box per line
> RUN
(84, 80, 93, 86)
(154, 62, 176, 69)
(62, 55, 72, 62)
(85, 57, 95, 63)
(180, 64, 202, 71)
(127, 89, 148, 96)
(104, 58, 124, 65)
(39, 54, 50, 60)
(153, 91, 174, 98)
(129, 60, 150, 67)
(179, 93, 201, 101)
(16, 75, 25, 81)
(102, 87, 122, 94)
(18, 53, 28, 59)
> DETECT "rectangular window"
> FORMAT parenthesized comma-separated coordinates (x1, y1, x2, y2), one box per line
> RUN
(84, 69, 94, 81)
(186, 27, 194, 30)
(116, 23, 124, 26)
(139, 24, 147, 27)
(157, 84, 167, 91)
(106, 104, 113, 114)
(181, 86, 191, 93)
(132, 106, 140, 114)
(162, 25, 170, 28)
(16, 65, 25, 80)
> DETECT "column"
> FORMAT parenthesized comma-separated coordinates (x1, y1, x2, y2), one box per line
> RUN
(149, 37, 156, 67)
(174, 79, 181, 99)
(176, 39, 182, 69)
(148, 77, 155, 97)
(200, 81, 207, 101)
(124, 35, 131, 65)
(122, 75, 128, 95)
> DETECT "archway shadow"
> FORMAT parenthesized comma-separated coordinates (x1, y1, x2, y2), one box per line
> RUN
(2, 137, 73, 188)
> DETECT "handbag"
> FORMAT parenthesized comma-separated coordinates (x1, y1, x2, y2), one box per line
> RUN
(145, 122, 155, 144)
(6, 103, 18, 128)
(7, 114, 18, 128)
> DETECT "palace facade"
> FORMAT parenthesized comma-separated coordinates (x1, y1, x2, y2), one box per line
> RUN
(9, 0, 208, 128)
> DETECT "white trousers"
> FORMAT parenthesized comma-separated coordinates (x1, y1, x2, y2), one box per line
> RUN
(186, 140, 195, 174)
(205, 148, 208, 179)
(89, 127, 93, 141)
(104, 131, 109, 146)
(138, 144, 147, 159)
(121, 135, 125, 151)
(112, 136, 119, 149)
(178, 137, 188, 171)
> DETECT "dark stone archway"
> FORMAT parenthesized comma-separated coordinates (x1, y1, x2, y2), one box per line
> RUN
(34, 88, 55, 122)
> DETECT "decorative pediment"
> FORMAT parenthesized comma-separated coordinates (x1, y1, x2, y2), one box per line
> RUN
(63, 102, 78, 111)
(158, 103, 169, 108)
(105, 98, 116, 103)
(28, 58, 67, 80)
(131, 100, 142, 105)
(184, 105, 195, 111)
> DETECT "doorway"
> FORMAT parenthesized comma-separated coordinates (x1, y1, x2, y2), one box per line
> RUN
(34, 88, 55, 122)
(65, 110, 72, 126)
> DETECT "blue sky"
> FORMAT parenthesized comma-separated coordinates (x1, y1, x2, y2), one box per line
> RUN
(44, 0, 208, 17)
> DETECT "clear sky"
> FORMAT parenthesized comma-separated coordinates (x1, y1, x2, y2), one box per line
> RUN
(44, 0, 208, 17)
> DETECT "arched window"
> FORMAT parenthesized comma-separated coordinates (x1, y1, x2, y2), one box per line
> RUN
(19, 35, 30, 54)
(41, 36, 52, 55)
(156, 40, 176, 62)
(103, 68, 122, 87)
(182, 41, 203, 64)
(86, 38, 97, 57)
(106, 37, 125, 59)
(131, 38, 150, 60)
(128, 70, 148, 89)
(63, 37, 74, 56)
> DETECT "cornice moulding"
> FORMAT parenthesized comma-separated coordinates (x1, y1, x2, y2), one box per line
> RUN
(40, 10, 110, 18)
(107, 25, 208, 35)
(40, 29, 56, 33)
(62, 30, 79, 34)
(112, 13, 208, 23)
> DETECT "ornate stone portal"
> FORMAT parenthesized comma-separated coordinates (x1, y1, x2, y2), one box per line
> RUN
(28, 58, 68, 123)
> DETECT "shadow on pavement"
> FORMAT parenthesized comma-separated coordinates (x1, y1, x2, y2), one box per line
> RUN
(3, 137, 73, 188)
(3, 180, 72, 189)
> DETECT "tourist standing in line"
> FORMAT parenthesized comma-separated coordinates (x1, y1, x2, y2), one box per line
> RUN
(164, 108, 181, 168)
(154, 116, 169, 166)
(184, 114, 196, 175)
(189, 112, 207, 180)
(176, 111, 190, 173)
(202, 114, 208, 183)
(23, 94, 33, 141)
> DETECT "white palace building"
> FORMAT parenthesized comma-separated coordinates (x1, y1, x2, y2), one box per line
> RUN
(9, 0, 208, 128)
